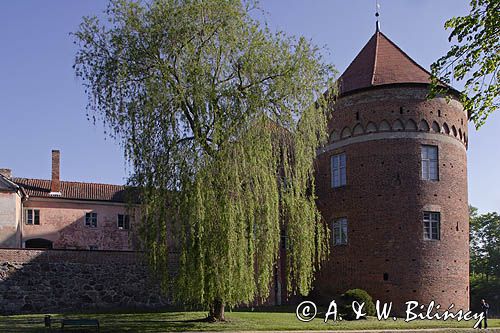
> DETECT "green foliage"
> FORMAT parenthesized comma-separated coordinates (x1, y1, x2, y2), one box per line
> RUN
(469, 205, 500, 281)
(73, 0, 334, 312)
(339, 289, 376, 320)
(471, 277, 500, 317)
(430, 0, 499, 128)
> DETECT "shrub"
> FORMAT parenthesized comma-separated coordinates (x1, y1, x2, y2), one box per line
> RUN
(339, 288, 376, 320)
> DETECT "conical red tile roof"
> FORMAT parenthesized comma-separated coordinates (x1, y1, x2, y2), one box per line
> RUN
(338, 30, 434, 95)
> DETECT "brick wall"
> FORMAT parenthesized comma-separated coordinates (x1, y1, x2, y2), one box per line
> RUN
(0, 248, 171, 314)
(313, 85, 469, 315)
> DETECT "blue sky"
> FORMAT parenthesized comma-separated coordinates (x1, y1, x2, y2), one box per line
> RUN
(0, 0, 498, 213)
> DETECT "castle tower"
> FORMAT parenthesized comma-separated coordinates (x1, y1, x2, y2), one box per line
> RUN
(314, 30, 469, 314)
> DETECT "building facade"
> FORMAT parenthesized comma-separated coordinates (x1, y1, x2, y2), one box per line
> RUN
(314, 29, 469, 313)
(0, 150, 138, 251)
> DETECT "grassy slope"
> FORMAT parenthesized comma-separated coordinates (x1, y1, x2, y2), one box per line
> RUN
(0, 311, 498, 332)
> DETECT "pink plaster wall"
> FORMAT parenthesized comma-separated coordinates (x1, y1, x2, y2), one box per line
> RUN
(22, 199, 139, 251)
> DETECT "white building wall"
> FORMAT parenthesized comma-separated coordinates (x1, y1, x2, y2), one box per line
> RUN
(0, 191, 21, 247)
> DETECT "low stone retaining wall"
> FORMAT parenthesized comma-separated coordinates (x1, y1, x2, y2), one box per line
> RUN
(0, 248, 170, 314)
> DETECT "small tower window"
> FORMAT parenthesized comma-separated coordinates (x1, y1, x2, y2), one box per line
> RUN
(423, 212, 441, 240)
(356, 111, 360, 121)
(383, 273, 389, 281)
(421, 145, 439, 181)
(333, 218, 348, 245)
(331, 153, 347, 188)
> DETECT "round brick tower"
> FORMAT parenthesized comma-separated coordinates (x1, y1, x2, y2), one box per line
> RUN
(314, 30, 469, 314)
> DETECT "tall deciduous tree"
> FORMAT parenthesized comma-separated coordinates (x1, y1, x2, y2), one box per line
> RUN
(430, 0, 499, 128)
(73, 0, 334, 321)
(470, 205, 500, 281)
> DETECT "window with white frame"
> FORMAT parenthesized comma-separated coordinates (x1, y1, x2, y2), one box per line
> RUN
(331, 153, 346, 188)
(117, 214, 130, 230)
(423, 211, 440, 240)
(421, 145, 439, 180)
(25, 209, 40, 225)
(333, 218, 348, 245)
(85, 212, 97, 228)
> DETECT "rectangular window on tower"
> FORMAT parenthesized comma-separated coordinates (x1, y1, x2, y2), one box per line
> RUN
(331, 153, 347, 188)
(423, 211, 440, 240)
(421, 145, 439, 181)
(333, 218, 348, 245)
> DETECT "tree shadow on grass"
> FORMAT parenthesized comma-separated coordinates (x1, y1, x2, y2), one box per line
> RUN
(0, 313, 235, 333)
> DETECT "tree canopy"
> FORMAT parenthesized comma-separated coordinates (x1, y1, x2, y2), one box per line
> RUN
(73, 0, 334, 320)
(470, 205, 500, 281)
(431, 0, 499, 128)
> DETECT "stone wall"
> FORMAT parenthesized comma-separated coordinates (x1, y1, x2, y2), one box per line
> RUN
(0, 248, 171, 314)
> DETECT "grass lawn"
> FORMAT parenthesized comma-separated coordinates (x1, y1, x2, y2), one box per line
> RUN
(0, 310, 498, 332)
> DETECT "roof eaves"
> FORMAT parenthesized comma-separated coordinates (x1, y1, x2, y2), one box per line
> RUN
(0, 174, 28, 199)
(338, 82, 462, 99)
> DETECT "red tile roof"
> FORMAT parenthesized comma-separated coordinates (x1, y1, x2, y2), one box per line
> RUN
(13, 177, 130, 203)
(338, 31, 435, 95)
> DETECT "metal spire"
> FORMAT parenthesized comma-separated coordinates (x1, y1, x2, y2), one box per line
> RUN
(375, 0, 381, 31)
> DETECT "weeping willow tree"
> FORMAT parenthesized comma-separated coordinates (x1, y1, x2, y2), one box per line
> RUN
(74, 0, 335, 321)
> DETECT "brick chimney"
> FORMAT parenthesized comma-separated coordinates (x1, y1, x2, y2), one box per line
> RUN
(0, 168, 12, 179)
(50, 150, 61, 194)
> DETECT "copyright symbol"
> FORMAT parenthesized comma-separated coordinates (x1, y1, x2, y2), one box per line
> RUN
(296, 301, 317, 322)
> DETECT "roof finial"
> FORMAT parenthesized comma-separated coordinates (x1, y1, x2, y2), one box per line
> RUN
(375, 0, 381, 31)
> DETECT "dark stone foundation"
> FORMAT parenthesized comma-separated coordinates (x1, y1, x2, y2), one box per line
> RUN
(0, 249, 171, 314)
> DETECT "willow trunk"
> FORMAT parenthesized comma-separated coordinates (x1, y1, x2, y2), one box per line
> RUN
(208, 299, 225, 322)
